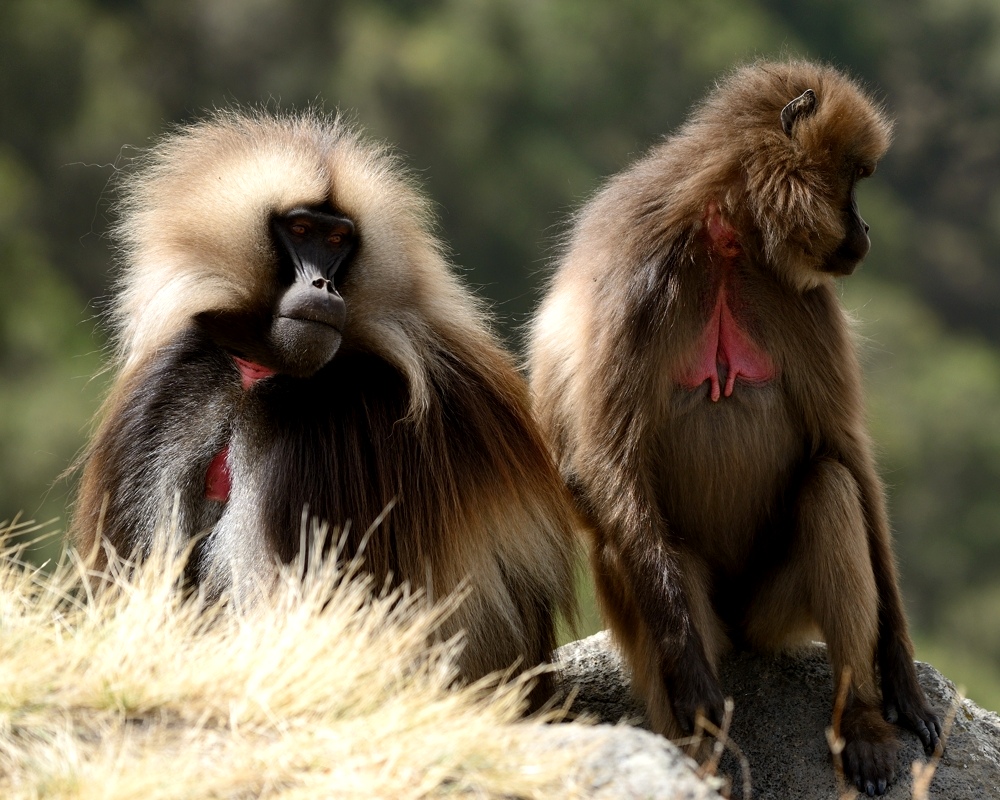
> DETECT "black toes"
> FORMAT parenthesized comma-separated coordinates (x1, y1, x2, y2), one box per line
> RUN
(841, 710, 898, 796)
(855, 778, 888, 796)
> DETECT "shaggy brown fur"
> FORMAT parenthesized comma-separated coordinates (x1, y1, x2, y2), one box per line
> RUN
(529, 60, 939, 793)
(72, 110, 577, 705)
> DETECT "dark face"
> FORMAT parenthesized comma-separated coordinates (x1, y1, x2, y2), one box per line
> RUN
(778, 91, 877, 279)
(823, 166, 873, 276)
(268, 207, 356, 376)
(194, 205, 357, 377)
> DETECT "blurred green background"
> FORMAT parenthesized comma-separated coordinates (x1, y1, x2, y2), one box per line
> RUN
(3, 0, 1000, 709)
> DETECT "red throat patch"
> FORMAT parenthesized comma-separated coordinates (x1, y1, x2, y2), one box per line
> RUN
(233, 356, 277, 389)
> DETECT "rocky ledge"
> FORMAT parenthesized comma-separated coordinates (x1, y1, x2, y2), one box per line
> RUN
(550, 631, 1000, 799)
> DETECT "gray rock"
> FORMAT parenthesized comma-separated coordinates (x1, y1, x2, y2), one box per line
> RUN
(542, 724, 725, 799)
(555, 631, 1000, 799)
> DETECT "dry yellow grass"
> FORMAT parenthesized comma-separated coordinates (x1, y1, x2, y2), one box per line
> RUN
(0, 519, 584, 800)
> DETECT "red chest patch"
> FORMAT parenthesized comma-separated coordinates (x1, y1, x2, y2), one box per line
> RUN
(678, 281, 777, 402)
(204, 356, 276, 502)
(205, 446, 232, 502)
(678, 202, 777, 401)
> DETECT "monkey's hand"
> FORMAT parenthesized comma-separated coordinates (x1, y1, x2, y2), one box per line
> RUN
(886, 696, 941, 756)
(881, 639, 943, 754)
(662, 642, 726, 735)
(883, 678, 942, 755)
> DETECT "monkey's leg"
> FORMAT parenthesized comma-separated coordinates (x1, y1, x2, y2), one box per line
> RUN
(592, 536, 726, 738)
(749, 457, 898, 796)
(832, 445, 942, 756)
(802, 459, 901, 795)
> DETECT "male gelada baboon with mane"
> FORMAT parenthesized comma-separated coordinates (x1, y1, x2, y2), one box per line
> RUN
(73, 111, 577, 708)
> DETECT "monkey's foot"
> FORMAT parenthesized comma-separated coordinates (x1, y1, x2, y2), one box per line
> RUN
(840, 706, 900, 796)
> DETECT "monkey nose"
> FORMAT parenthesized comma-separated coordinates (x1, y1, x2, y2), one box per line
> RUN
(311, 277, 332, 291)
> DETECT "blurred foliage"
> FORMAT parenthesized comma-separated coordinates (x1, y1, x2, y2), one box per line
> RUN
(2, 0, 1000, 708)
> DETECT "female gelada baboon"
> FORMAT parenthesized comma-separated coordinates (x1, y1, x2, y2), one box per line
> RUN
(529, 61, 939, 793)
(73, 110, 576, 704)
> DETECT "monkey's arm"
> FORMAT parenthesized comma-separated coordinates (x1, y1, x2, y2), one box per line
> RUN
(808, 311, 944, 756)
(838, 438, 942, 754)
(592, 244, 727, 733)
(597, 496, 726, 734)
(579, 391, 726, 734)
(72, 332, 236, 568)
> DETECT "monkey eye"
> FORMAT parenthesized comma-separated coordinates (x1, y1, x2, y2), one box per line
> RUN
(327, 223, 354, 246)
(857, 163, 875, 179)
(289, 220, 310, 236)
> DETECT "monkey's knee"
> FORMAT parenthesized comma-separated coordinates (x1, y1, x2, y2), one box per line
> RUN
(797, 459, 875, 593)
(798, 459, 864, 542)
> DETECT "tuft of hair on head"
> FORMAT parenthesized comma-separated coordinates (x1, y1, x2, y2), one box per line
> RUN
(110, 109, 483, 418)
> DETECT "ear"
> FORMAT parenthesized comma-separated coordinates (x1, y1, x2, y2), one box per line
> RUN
(780, 89, 817, 137)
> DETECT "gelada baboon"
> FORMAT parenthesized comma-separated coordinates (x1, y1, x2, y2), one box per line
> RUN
(72, 110, 577, 704)
(529, 61, 939, 793)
